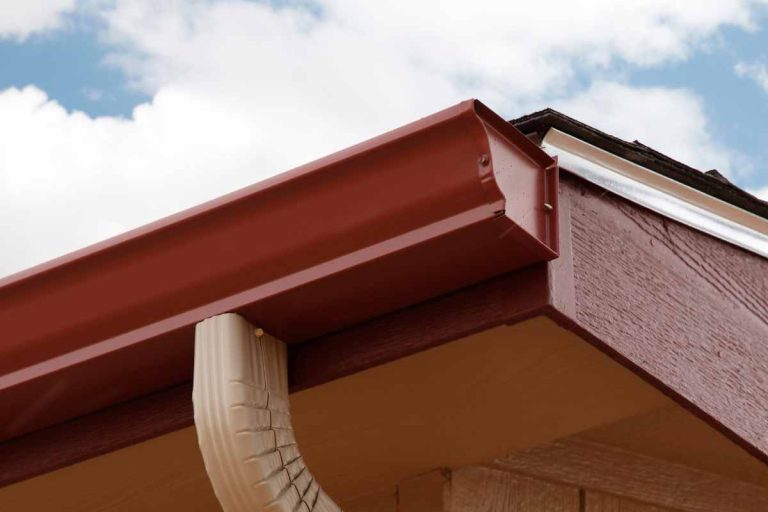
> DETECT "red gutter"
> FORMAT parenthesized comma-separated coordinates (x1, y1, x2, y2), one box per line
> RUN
(0, 100, 558, 442)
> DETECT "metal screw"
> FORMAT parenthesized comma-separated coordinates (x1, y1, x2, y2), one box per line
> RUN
(543, 203, 554, 213)
(478, 154, 490, 166)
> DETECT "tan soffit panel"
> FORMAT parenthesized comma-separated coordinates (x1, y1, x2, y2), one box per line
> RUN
(0, 427, 219, 512)
(288, 316, 671, 497)
(0, 316, 671, 510)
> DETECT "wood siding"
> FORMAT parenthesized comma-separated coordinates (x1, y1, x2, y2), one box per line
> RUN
(346, 437, 768, 512)
(494, 437, 768, 512)
(561, 174, 768, 463)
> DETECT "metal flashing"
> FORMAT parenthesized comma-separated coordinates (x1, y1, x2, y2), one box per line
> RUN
(542, 128, 768, 259)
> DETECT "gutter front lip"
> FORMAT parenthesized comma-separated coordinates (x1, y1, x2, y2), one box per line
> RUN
(0, 205, 494, 391)
(0, 101, 477, 291)
(0, 99, 557, 442)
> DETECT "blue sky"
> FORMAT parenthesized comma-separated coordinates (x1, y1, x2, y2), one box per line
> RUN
(629, 25, 768, 189)
(1, 0, 768, 277)
(0, 23, 147, 117)
(7, 15, 768, 171)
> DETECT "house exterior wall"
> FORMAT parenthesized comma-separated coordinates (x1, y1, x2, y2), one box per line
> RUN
(344, 437, 768, 512)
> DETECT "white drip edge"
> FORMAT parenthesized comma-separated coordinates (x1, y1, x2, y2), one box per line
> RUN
(542, 128, 768, 259)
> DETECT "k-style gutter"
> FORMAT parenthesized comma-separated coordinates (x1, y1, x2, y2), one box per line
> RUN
(0, 100, 558, 442)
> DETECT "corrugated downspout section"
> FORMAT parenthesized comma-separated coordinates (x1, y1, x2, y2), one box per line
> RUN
(0, 100, 558, 441)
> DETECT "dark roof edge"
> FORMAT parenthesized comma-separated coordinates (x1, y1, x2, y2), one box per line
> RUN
(511, 108, 768, 221)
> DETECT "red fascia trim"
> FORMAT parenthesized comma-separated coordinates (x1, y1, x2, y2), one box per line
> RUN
(0, 100, 558, 441)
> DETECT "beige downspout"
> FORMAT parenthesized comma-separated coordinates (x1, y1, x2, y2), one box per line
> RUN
(193, 313, 341, 512)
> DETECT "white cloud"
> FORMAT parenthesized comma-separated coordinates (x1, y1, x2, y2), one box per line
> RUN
(735, 60, 768, 91)
(0, 0, 766, 277)
(555, 81, 735, 174)
(751, 186, 768, 200)
(0, 0, 76, 40)
(100, 0, 760, 108)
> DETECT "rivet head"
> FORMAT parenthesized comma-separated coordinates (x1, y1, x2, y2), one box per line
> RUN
(478, 154, 490, 166)
(254, 328, 264, 337)
(543, 203, 554, 213)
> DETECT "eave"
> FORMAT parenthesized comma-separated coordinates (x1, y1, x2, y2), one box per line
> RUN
(1, 100, 767, 493)
(0, 99, 558, 443)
